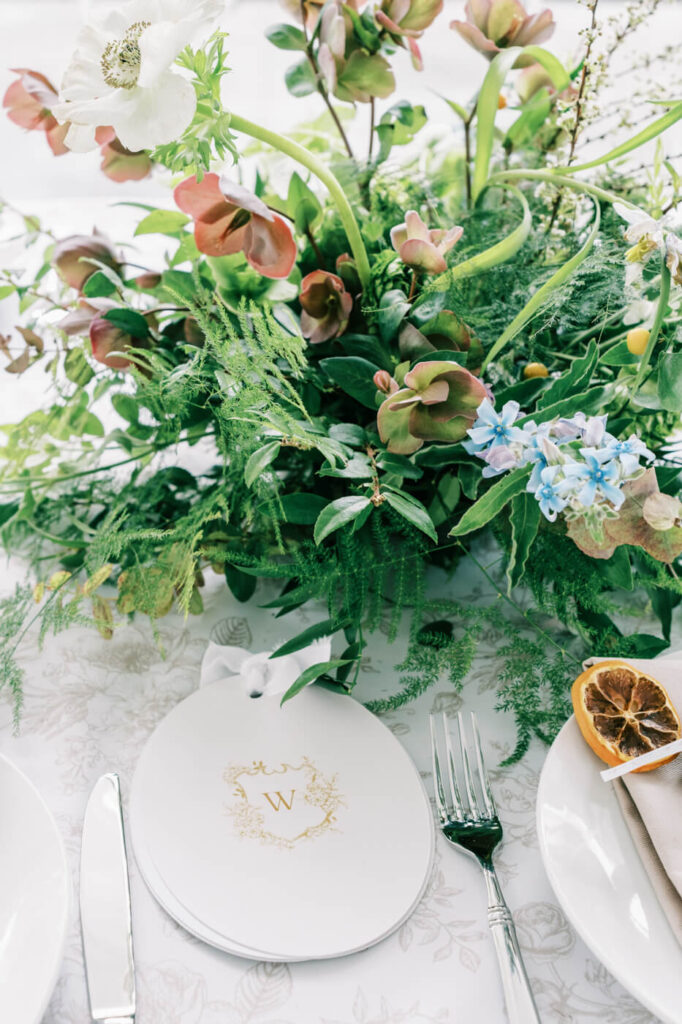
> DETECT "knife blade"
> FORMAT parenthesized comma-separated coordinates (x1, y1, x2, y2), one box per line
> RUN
(80, 773, 136, 1024)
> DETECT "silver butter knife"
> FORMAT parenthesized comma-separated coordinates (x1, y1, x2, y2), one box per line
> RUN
(80, 773, 136, 1024)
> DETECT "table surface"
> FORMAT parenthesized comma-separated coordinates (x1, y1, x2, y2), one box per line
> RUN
(0, 553, 666, 1024)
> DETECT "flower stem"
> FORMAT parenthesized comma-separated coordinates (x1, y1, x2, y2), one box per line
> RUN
(229, 112, 371, 291)
(487, 168, 638, 209)
(632, 259, 670, 392)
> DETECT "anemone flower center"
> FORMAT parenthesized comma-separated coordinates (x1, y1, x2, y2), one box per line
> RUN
(100, 21, 150, 90)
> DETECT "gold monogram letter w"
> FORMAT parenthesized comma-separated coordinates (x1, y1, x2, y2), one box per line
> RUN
(263, 790, 296, 812)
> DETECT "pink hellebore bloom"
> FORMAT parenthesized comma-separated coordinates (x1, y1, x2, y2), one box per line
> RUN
(100, 138, 153, 183)
(378, 359, 489, 454)
(391, 211, 463, 275)
(376, 0, 444, 70)
(3, 68, 70, 155)
(174, 173, 297, 280)
(451, 0, 555, 66)
(52, 231, 120, 293)
(299, 270, 353, 344)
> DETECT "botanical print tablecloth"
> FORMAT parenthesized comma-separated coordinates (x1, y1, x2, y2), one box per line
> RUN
(0, 555, 663, 1024)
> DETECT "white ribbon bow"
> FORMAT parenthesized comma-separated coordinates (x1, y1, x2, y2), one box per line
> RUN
(200, 635, 332, 698)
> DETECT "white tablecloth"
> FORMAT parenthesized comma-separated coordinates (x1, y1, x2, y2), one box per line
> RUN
(0, 556, 663, 1024)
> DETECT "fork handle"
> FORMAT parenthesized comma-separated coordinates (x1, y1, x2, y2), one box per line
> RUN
(483, 865, 541, 1024)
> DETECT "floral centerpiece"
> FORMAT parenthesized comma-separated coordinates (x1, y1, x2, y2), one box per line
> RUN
(1, 0, 681, 757)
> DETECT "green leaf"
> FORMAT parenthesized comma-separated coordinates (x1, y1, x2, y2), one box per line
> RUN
(602, 547, 633, 591)
(111, 393, 139, 422)
(225, 564, 257, 603)
(287, 171, 323, 234)
(285, 58, 317, 97)
(539, 340, 598, 408)
(450, 465, 531, 537)
(103, 308, 150, 339)
(64, 347, 94, 386)
(270, 617, 349, 659)
(376, 452, 422, 479)
(482, 197, 600, 371)
(518, 386, 609, 427)
(600, 340, 638, 367)
(278, 492, 329, 524)
(378, 289, 410, 343)
(657, 352, 682, 412)
(0, 284, 15, 300)
(376, 101, 427, 162)
(504, 88, 552, 151)
(314, 496, 372, 544)
(134, 209, 190, 237)
(473, 46, 569, 201)
(244, 440, 280, 488)
(280, 659, 352, 705)
(384, 491, 437, 542)
(566, 101, 682, 173)
(320, 356, 381, 409)
(265, 23, 308, 50)
(506, 491, 541, 591)
(81, 270, 117, 298)
(329, 422, 366, 447)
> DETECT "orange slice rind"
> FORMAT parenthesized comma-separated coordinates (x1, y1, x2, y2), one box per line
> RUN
(571, 659, 681, 773)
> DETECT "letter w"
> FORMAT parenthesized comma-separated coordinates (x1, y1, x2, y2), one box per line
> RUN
(263, 790, 296, 811)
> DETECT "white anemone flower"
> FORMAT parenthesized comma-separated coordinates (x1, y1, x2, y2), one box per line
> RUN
(53, 0, 224, 154)
(613, 202, 682, 283)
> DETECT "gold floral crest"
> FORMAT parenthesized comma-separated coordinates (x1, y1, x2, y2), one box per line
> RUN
(223, 757, 345, 850)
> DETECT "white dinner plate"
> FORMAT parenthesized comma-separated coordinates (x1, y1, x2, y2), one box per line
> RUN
(537, 718, 681, 1024)
(130, 679, 434, 960)
(0, 755, 70, 1024)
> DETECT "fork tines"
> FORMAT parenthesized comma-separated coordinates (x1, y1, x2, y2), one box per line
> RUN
(430, 711, 497, 824)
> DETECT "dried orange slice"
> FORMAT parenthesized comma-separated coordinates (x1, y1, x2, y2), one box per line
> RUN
(572, 659, 681, 772)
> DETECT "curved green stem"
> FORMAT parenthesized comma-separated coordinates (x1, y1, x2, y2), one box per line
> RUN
(481, 196, 601, 372)
(229, 112, 371, 291)
(487, 168, 638, 209)
(633, 260, 671, 392)
(428, 184, 531, 294)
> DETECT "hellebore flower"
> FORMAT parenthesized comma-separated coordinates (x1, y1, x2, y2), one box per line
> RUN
(561, 449, 625, 510)
(374, 369, 400, 395)
(299, 270, 352, 343)
(451, 0, 555, 66)
(100, 137, 152, 182)
(3, 68, 69, 155)
(391, 211, 463, 275)
(530, 465, 568, 522)
(53, 0, 223, 153)
(174, 173, 297, 279)
(52, 231, 120, 292)
(378, 359, 488, 454)
(89, 311, 154, 370)
(516, 60, 574, 103)
(318, 1, 396, 103)
(376, 0, 444, 69)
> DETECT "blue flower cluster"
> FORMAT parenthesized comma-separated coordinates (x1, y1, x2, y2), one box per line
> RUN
(463, 399, 654, 523)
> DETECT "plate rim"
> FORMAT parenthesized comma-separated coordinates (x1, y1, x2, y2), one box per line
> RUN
(0, 753, 71, 1024)
(536, 716, 679, 1024)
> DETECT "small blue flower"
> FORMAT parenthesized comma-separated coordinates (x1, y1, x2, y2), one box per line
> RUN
(519, 421, 553, 490)
(481, 444, 520, 478)
(560, 448, 625, 509)
(464, 399, 523, 454)
(601, 434, 653, 476)
(529, 465, 568, 522)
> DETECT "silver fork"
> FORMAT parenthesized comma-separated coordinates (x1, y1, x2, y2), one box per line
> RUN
(430, 711, 541, 1024)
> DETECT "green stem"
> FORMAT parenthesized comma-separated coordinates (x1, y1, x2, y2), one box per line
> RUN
(632, 260, 671, 392)
(487, 168, 638, 209)
(229, 112, 371, 291)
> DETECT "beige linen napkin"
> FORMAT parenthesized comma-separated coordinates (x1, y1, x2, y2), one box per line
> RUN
(584, 653, 682, 944)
